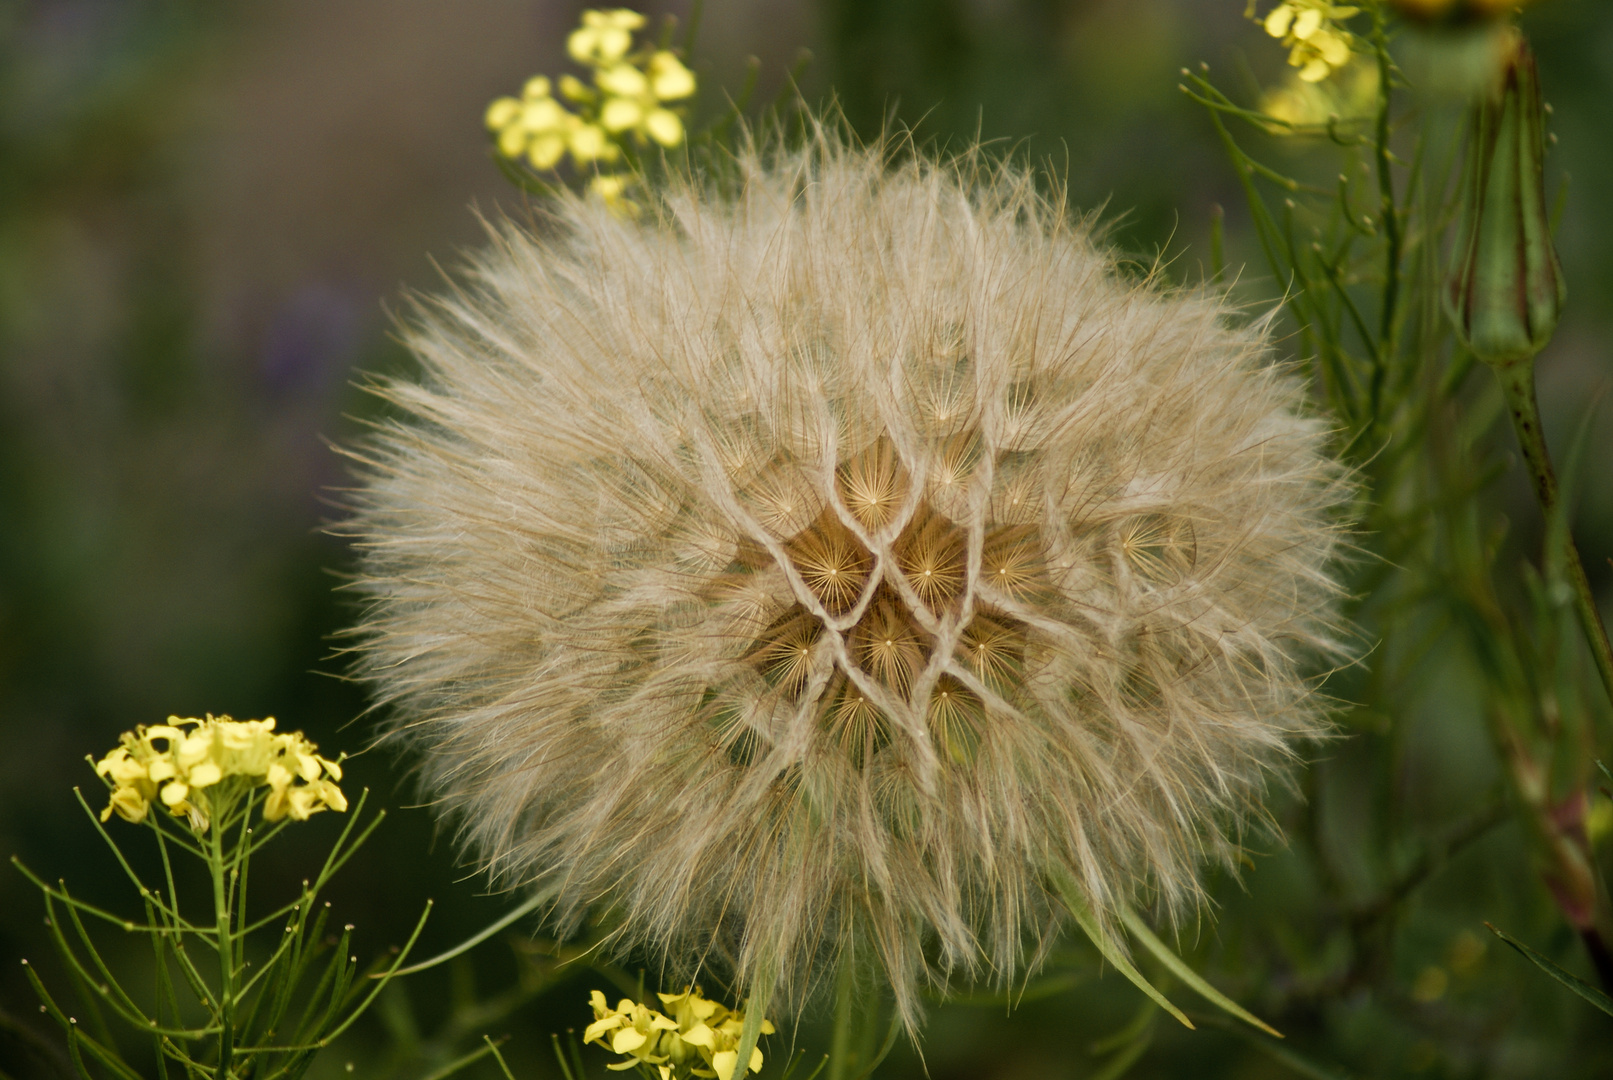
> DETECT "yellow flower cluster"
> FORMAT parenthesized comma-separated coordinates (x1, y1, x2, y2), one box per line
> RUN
(584, 988, 774, 1080)
(93, 715, 346, 832)
(1251, 1, 1361, 82)
(1259, 58, 1378, 129)
(484, 8, 695, 182)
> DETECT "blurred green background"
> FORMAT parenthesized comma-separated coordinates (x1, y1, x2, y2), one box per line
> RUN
(3, 1, 1612, 1077)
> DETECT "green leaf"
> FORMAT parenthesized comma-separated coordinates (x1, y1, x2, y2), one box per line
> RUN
(1486, 922, 1613, 1016)
(384, 888, 553, 978)
(732, 984, 773, 1080)
(481, 1036, 519, 1080)
(1047, 868, 1193, 1030)
(1117, 907, 1283, 1038)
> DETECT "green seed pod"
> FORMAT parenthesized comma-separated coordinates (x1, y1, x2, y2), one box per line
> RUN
(1447, 34, 1564, 366)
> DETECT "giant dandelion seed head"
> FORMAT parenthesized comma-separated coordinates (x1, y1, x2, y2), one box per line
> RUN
(345, 132, 1350, 1029)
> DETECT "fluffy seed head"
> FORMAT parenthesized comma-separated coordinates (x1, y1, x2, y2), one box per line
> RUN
(345, 135, 1349, 1027)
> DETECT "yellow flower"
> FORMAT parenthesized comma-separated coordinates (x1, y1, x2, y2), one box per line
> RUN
(567, 8, 645, 67)
(647, 51, 695, 102)
(486, 78, 581, 169)
(1258, 57, 1379, 129)
(92, 715, 345, 832)
(587, 173, 640, 218)
(1253, 1, 1361, 82)
(485, 7, 696, 174)
(586, 988, 772, 1080)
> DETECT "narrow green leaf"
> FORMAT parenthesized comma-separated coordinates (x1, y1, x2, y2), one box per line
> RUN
(383, 888, 553, 978)
(1048, 868, 1193, 1029)
(416, 1037, 508, 1080)
(1486, 922, 1613, 1015)
(732, 983, 773, 1080)
(1118, 907, 1282, 1038)
(848, 1015, 899, 1080)
(482, 1036, 518, 1080)
(552, 1032, 578, 1080)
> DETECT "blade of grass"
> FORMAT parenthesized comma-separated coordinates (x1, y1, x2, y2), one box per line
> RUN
(1049, 869, 1193, 1029)
(483, 1035, 518, 1080)
(385, 888, 552, 978)
(1117, 907, 1282, 1037)
(732, 982, 773, 1080)
(1486, 922, 1613, 1015)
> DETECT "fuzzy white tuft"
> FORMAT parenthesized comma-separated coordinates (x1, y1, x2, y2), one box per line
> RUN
(344, 136, 1349, 1028)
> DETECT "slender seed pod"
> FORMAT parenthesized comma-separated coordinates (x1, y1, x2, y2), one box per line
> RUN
(343, 134, 1350, 1029)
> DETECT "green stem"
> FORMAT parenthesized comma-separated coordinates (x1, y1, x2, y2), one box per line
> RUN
(1495, 357, 1613, 712)
(826, 952, 856, 1080)
(210, 820, 235, 1078)
(1371, 9, 1401, 428)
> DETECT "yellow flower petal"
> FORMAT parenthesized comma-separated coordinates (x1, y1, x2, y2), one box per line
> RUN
(599, 9, 645, 30)
(1299, 57, 1332, 81)
(612, 1027, 648, 1054)
(712, 1050, 738, 1080)
(106, 786, 149, 824)
(522, 98, 569, 133)
(522, 75, 552, 101)
(601, 97, 644, 133)
(648, 52, 695, 101)
(187, 762, 223, 788)
(177, 735, 211, 767)
(570, 124, 608, 162)
(567, 27, 599, 64)
(263, 787, 288, 821)
(559, 75, 592, 103)
(1292, 7, 1323, 40)
(486, 97, 521, 130)
(585, 1016, 623, 1042)
(594, 28, 633, 62)
(1264, 4, 1295, 38)
(644, 109, 684, 147)
(147, 758, 177, 782)
(596, 64, 648, 98)
(1316, 30, 1350, 67)
(682, 1023, 716, 1049)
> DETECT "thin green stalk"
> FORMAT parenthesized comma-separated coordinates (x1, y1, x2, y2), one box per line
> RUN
(826, 951, 857, 1080)
(211, 819, 236, 1078)
(1494, 358, 1613, 712)
(1370, 8, 1402, 429)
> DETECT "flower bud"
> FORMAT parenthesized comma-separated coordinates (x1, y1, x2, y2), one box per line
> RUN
(1446, 35, 1565, 366)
